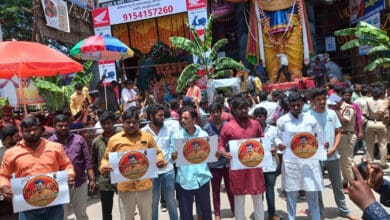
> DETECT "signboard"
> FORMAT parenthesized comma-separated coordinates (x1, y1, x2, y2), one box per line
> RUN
(350, 0, 385, 24)
(69, 0, 95, 9)
(229, 138, 273, 171)
(98, 61, 117, 83)
(282, 131, 326, 160)
(186, 0, 207, 11)
(174, 136, 218, 167)
(325, 36, 336, 52)
(41, 0, 70, 32)
(109, 149, 158, 183)
(0, 77, 44, 106)
(11, 171, 69, 213)
(94, 26, 112, 36)
(93, 0, 188, 27)
(187, 8, 208, 38)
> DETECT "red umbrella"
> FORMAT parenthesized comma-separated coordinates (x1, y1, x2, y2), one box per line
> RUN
(0, 41, 83, 114)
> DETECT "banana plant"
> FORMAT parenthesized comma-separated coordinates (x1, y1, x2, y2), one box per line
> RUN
(170, 14, 245, 92)
(334, 21, 390, 71)
(32, 61, 94, 111)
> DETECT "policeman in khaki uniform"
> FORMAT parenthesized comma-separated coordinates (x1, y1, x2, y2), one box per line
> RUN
(363, 87, 389, 169)
(335, 89, 357, 189)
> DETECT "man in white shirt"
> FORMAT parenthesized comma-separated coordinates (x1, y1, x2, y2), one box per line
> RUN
(275, 53, 291, 83)
(121, 80, 138, 111)
(249, 91, 278, 125)
(275, 93, 323, 220)
(142, 104, 179, 220)
(308, 88, 357, 220)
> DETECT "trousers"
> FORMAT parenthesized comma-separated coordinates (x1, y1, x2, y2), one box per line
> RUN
(366, 121, 388, 166)
(339, 133, 357, 184)
(210, 167, 234, 216)
(234, 194, 264, 220)
(118, 189, 152, 220)
(65, 181, 89, 220)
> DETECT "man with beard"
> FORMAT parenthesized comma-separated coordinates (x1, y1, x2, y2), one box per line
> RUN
(49, 114, 96, 220)
(171, 106, 212, 220)
(91, 111, 117, 220)
(142, 104, 179, 220)
(275, 93, 323, 220)
(100, 106, 166, 220)
(218, 96, 265, 220)
(0, 116, 75, 219)
(308, 88, 357, 220)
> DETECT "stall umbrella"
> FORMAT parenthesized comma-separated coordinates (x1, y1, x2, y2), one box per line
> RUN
(0, 41, 83, 115)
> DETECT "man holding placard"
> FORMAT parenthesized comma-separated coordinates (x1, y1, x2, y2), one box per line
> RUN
(308, 88, 357, 220)
(142, 104, 179, 220)
(100, 106, 166, 220)
(275, 93, 323, 220)
(0, 116, 75, 220)
(218, 96, 265, 220)
(171, 106, 213, 220)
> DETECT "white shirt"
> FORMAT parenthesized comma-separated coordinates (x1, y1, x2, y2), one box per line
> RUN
(142, 119, 180, 174)
(121, 88, 137, 111)
(275, 112, 323, 192)
(249, 100, 278, 125)
(308, 108, 342, 161)
(263, 125, 278, 173)
(276, 53, 288, 66)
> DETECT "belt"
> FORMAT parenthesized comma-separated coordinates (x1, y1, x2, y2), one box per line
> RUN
(367, 118, 382, 122)
(341, 131, 354, 134)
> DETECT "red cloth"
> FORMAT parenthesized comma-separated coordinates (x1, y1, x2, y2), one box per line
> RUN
(262, 78, 315, 92)
(218, 118, 265, 195)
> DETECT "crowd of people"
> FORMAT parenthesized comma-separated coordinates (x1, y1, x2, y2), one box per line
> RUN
(0, 78, 389, 220)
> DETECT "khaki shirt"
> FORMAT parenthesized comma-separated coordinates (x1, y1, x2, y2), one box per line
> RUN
(340, 102, 356, 132)
(99, 130, 165, 192)
(363, 98, 389, 121)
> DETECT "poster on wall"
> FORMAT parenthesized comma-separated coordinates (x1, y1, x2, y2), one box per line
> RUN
(11, 171, 69, 213)
(350, 0, 385, 24)
(41, 0, 70, 32)
(69, 0, 95, 10)
(325, 36, 336, 52)
(0, 76, 44, 106)
(98, 61, 117, 83)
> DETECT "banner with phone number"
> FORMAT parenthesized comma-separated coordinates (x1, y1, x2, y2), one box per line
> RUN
(108, 0, 187, 25)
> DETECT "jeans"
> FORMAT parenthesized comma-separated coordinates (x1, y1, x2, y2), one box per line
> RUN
(100, 190, 115, 220)
(264, 172, 277, 217)
(319, 160, 350, 217)
(177, 181, 212, 220)
(19, 205, 64, 220)
(286, 191, 320, 220)
(152, 170, 178, 220)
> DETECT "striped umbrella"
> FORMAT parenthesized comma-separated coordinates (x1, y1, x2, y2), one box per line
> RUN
(70, 35, 134, 61)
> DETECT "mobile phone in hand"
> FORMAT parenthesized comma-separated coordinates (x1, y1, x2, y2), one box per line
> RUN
(357, 161, 368, 180)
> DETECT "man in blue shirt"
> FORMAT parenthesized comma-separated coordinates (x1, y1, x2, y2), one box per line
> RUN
(171, 106, 212, 220)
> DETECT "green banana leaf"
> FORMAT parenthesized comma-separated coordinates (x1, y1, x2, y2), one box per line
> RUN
(209, 38, 228, 61)
(212, 70, 232, 79)
(367, 45, 390, 55)
(364, 57, 390, 71)
(204, 14, 214, 49)
(170, 36, 203, 58)
(176, 63, 200, 92)
(213, 57, 245, 71)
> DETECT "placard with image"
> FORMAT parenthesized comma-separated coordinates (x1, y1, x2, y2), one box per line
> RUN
(174, 135, 218, 166)
(282, 131, 326, 160)
(11, 170, 69, 213)
(109, 149, 158, 183)
(230, 138, 273, 171)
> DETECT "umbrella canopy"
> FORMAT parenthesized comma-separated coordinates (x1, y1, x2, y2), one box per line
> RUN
(0, 41, 83, 79)
(70, 35, 134, 61)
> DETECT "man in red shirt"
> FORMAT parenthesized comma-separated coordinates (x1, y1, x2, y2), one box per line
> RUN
(218, 96, 265, 220)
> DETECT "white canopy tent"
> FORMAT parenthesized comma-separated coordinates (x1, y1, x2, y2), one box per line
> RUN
(206, 78, 241, 103)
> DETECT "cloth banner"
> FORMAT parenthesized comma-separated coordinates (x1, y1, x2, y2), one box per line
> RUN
(230, 137, 273, 171)
(282, 131, 326, 161)
(109, 149, 158, 183)
(174, 135, 218, 167)
(206, 78, 240, 104)
(41, 0, 70, 32)
(11, 171, 69, 213)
